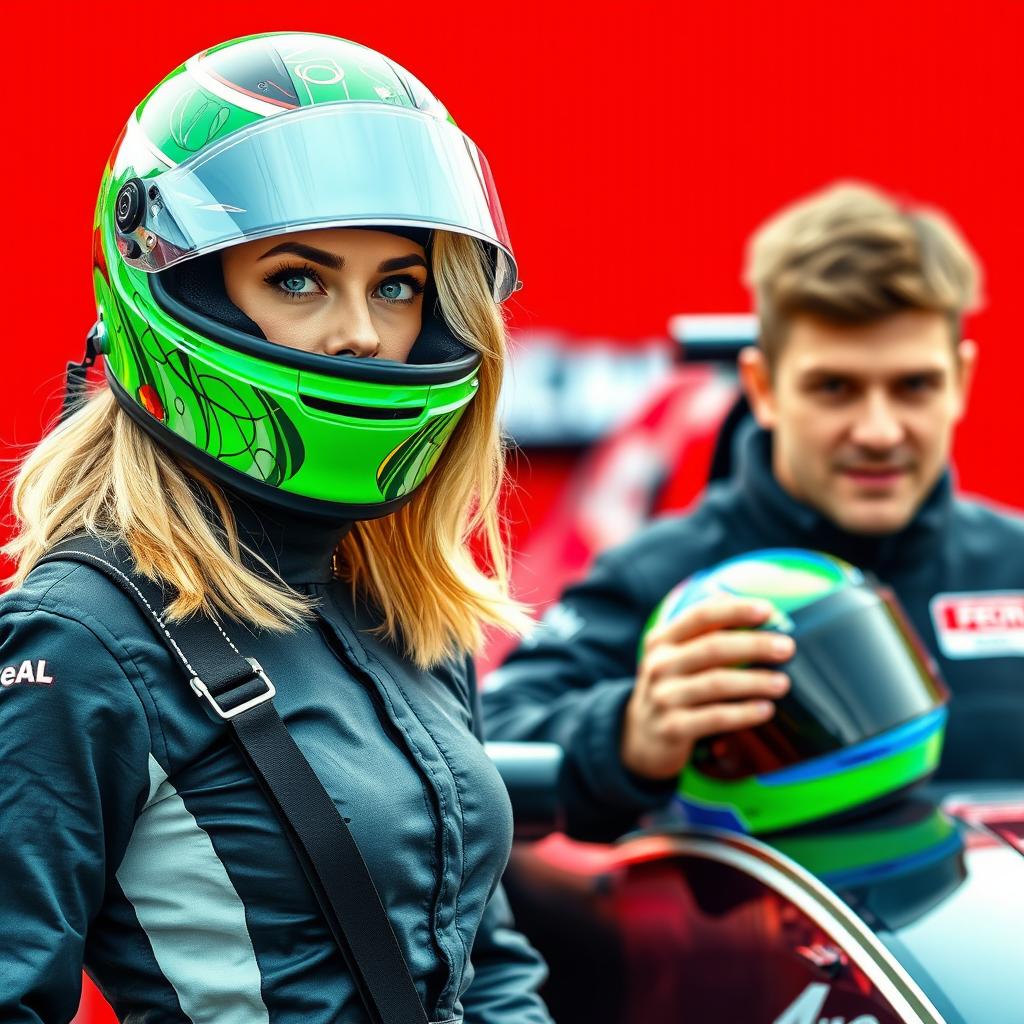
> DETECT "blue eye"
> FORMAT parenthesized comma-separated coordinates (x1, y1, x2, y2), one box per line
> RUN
(264, 263, 324, 298)
(375, 275, 425, 304)
(376, 279, 414, 302)
(279, 273, 318, 294)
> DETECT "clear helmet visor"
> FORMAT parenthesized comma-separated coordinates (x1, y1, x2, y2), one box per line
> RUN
(116, 102, 518, 301)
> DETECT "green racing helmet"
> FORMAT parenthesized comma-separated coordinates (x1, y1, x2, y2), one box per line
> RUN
(643, 549, 950, 834)
(84, 32, 518, 519)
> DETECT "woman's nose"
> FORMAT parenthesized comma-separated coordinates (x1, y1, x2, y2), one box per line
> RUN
(321, 298, 381, 358)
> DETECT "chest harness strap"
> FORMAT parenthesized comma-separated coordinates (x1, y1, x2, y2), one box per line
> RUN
(38, 534, 430, 1024)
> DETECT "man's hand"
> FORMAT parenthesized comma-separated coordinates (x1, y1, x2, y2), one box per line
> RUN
(621, 597, 794, 780)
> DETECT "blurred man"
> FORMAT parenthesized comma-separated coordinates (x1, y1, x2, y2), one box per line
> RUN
(484, 183, 1024, 839)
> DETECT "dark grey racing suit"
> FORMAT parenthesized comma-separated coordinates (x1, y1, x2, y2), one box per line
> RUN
(0, 497, 551, 1024)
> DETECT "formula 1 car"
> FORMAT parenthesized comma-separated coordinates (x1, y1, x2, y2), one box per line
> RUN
(493, 742, 1024, 1024)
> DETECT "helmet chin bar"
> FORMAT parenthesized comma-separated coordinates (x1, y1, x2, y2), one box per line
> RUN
(107, 371, 418, 523)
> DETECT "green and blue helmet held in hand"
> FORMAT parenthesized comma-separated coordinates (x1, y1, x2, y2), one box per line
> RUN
(644, 549, 950, 834)
(89, 32, 518, 518)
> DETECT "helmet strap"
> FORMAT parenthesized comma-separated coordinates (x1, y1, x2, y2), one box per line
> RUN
(61, 321, 103, 423)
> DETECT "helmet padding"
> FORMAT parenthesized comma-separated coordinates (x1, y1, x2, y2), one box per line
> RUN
(159, 254, 266, 337)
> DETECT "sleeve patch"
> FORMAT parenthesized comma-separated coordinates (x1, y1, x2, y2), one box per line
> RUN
(0, 659, 55, 688)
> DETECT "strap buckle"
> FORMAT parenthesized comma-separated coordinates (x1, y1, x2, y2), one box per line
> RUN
(190, 657, 276, 720)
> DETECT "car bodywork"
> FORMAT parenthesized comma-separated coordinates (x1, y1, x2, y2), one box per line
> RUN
(495, 742, 1024, 1024)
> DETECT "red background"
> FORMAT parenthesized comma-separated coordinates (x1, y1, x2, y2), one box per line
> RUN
(3, 3, 1022, 1019)
(3, 1, 1023, 510)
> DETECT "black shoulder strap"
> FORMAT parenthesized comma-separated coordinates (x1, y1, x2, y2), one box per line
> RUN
(38, 535, 429, 1024)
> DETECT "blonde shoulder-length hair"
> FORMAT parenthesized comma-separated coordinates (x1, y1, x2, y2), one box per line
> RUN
(5, 231, 529, 668)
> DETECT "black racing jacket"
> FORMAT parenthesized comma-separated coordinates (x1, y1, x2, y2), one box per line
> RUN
(0, 497, 551, 1024)
(483, 428, 1024, 840)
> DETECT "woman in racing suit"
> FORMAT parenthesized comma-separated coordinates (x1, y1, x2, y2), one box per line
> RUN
(0, 32, 550, 1024)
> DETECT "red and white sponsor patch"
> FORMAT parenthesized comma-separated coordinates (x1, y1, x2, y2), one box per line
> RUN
(930, 592, 1024, 659)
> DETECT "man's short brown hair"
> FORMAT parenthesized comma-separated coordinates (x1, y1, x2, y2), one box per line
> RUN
(744, 183, 981, 363)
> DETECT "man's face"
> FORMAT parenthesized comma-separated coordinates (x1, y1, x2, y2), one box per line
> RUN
(741, 310, 976, 535)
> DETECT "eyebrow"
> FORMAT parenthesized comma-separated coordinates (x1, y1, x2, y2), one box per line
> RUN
(377, 254, 428, 273)
(257, 244, 428, 275)
(800, 367, 948, 381)
(258, 242, 344, 269)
